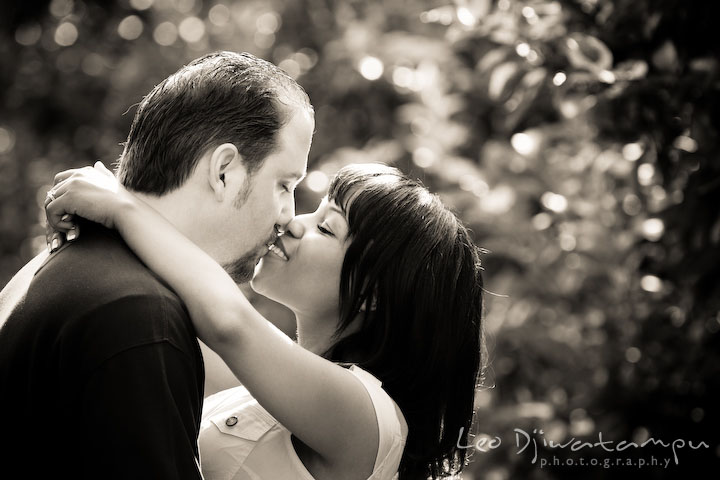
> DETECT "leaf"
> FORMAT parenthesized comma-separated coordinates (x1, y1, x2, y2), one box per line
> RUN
(488, 60, 520, 101)
(565, 33, 613, 72)
(652, 41, 679, 72)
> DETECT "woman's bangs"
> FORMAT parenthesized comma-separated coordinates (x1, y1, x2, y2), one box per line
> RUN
(328, 164, 403, 228)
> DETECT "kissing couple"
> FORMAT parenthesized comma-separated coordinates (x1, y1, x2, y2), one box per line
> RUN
(0, 51, 485, 480)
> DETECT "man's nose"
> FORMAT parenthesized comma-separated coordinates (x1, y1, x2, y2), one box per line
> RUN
(277, 195, 296, 232)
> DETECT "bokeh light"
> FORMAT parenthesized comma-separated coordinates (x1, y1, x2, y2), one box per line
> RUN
(358, 56, 384, 81)
(622, 142, 644, 161)
(175, 0, 197, 15)
(0, 127, 15, 154)
(118, 16, 144, 41)
(412, 147, 435, 168)
(673, 135, 698, 153)
(129, 0, 154, 10)
(552, 71, 567, 86)
(178, 17, 205, 43)
(640, 275, 664, 293)
(516, 42, 531, 57)
(625, 347, 642, 363)
(153, 22, 178, 46)
(510, 132, 539, 156)
(54, 22, 78, 46)
(208, 4, 231, 26)
(637, 163, 655, 185)
(256, 12, 281, 35)
(49, 0, 73, 18)
(15, 24, 42, 46)
(541, 192, 569, 213)
(456, 7, 476, 26)
(642, 218, 665, 241)
(305, 171, 329, 193)
(532, 212, 553, 230)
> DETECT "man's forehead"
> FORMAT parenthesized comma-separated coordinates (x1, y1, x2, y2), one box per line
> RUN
(266, 110, 312, 178)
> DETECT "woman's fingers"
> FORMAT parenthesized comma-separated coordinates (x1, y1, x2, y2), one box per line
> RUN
(66, 222, 80, 241)
(53, 165, 105, 187)
(43, 187, 57, 209)
(45, 180, 74, 230)
(56, 213, 76, 230)
(44, 206, 81, 253)
(45, 166, 106, 252)
(47, 168, 84, 207)
(44, 165, 121, 236)
(44, 220, 77, 252)
(47, 232, 64, 253)
(53, 168, 81, 186)
(45, 222, 62, 252)
(94, 161, 115, 177)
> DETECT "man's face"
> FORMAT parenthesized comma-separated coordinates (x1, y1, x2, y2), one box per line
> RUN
(217, 108, 313, 282)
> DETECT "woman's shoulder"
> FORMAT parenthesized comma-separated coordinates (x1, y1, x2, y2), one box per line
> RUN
(346, 365, 407, 428)
(200, 365, 406, 480)
(345, 364, 408, 476)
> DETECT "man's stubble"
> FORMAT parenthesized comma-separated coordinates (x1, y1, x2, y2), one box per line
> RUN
(222, 173, 274, 284)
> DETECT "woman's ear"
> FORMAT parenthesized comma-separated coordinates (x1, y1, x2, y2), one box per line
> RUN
(209, 143, 243, 202)
(359, 289, 378, 312)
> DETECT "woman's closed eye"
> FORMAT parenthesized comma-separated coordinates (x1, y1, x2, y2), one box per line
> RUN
(317, 224, 334, 236)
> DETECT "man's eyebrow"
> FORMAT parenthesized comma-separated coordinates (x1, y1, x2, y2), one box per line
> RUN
(287, 171, 307, 182)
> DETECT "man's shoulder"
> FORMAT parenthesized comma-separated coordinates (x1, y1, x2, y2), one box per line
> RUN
(49, 226, 201, 364)
(0, 225, 202, 375)
(43, 224, 195, 331)
(38, 222, 180, 305)
(69, 292, 201, 373)
(0, 250, 49, 321)
(2, 222, 195, 342)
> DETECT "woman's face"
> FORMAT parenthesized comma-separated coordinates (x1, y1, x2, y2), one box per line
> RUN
(250, 196, 350, 317)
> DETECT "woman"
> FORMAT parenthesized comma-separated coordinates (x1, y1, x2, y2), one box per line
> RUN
(45, 162, 485, 479)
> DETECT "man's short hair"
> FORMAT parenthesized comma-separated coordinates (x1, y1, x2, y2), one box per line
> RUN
(117, 51, 312, 194)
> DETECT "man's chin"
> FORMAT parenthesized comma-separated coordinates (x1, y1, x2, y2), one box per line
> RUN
(223, 254, 263, 284)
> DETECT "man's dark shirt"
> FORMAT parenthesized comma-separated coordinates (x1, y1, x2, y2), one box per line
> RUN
(0, 222, 205, 479)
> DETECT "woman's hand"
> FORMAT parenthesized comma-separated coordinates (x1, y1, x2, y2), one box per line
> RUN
(45, 162, 133, 251)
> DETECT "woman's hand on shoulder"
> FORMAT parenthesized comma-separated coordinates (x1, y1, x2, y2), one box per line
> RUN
(45, 162, 134, 251)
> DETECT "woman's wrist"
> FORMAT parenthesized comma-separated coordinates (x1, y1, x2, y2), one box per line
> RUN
(113, 190, 145, 233)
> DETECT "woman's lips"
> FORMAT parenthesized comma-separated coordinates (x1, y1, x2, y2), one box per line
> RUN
(266, 236, 289, 261)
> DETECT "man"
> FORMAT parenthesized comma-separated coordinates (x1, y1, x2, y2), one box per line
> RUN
(0, 51, 313, 478)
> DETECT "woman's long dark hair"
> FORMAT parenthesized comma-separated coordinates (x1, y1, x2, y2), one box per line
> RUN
(321, 164, 485, 479)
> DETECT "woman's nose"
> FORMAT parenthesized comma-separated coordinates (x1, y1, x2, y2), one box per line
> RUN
(284, 215, 306, 239)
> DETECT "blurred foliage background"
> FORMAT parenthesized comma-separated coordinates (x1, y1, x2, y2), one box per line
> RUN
(1, 0, 719, 478)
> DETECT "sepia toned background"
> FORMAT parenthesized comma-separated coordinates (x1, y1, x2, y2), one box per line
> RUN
(1, 0, 719, 478)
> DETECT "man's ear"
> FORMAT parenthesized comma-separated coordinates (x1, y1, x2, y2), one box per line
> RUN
(208, 143, 243, 202)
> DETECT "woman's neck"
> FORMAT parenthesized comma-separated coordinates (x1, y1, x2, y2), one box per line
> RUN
(294, 311, 364, 358)
(294, 313, 338, 356)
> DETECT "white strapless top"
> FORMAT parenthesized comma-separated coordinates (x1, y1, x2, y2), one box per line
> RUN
(198, 365, 408, 480)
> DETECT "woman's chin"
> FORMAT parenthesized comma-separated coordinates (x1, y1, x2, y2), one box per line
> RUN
(249, 265, 264, 292)
(250, 259, 274, 295)
(249, 277, 284, 307)
(250, 257, 298, 308)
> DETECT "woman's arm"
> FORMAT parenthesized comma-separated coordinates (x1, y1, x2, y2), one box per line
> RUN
(46, 164, 379, 474)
